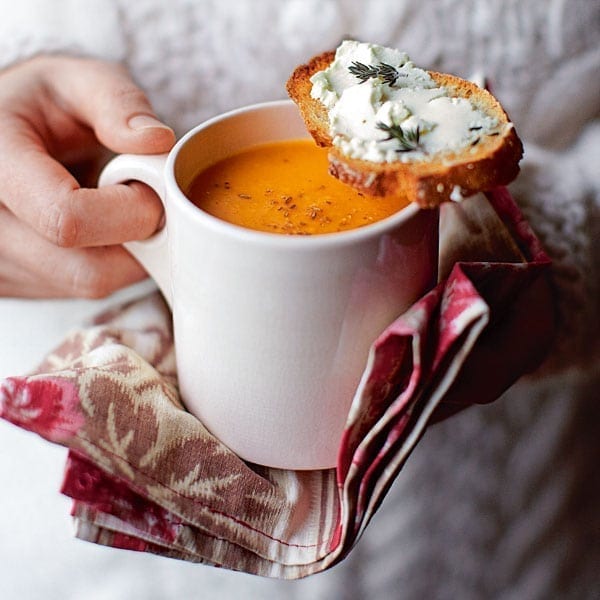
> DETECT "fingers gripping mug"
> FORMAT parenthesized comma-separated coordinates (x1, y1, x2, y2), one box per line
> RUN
(99, 100, 438, 469)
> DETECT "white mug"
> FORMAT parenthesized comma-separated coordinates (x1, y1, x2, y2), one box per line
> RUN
(99, 100, 439, 469)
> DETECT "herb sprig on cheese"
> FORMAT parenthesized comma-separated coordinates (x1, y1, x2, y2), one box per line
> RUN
(309, 40, 504, 163)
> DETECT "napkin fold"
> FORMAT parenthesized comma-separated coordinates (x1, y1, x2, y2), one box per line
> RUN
(0, 188, 554, 579)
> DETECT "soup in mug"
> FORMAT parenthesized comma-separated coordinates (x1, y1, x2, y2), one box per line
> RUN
(186, 139, 408, 235)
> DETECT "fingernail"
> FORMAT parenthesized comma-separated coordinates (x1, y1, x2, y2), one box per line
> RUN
(128, 114, 173, 131)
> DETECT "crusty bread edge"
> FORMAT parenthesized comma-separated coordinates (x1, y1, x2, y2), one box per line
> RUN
(286, 50, 523, 207)
(286, 50, 336, 147)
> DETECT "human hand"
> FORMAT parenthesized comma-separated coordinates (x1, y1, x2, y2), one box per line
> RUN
(0, 55, 176, 298)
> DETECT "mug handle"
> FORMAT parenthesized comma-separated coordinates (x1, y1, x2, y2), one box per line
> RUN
(98, 153, 172, 307)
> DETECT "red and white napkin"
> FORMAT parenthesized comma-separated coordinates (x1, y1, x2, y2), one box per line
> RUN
(0, 188, 554, 579)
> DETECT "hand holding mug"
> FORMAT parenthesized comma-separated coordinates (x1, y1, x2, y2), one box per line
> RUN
(0, 55, 175, 298)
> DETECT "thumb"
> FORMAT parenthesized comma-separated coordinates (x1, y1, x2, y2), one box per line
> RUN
(48, 56, 176, 154)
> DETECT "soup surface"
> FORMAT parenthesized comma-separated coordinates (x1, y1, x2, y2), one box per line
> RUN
(186, 139, 408, 235)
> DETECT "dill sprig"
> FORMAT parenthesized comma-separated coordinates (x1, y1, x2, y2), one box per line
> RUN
(377, 122, 422, 152)
(348, 61, 401, 86)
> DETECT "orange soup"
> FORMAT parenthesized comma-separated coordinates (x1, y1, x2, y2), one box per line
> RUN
(186, 139, 408, 235)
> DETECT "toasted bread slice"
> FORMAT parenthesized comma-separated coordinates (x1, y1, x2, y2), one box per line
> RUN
(286, 49, 523, 208)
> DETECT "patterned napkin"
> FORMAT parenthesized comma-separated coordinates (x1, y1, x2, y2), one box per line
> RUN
(0, 188, 554, 579)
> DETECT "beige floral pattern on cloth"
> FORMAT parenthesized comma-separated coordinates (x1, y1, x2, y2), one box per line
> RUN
(0, 189, 554, 579)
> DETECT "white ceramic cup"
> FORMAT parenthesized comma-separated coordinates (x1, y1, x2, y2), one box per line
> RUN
(99, 100, 439, 469)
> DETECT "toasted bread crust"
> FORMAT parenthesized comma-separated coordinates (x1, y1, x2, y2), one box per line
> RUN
(286, 50, 523, 207)
(286, 50, 336, 147)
